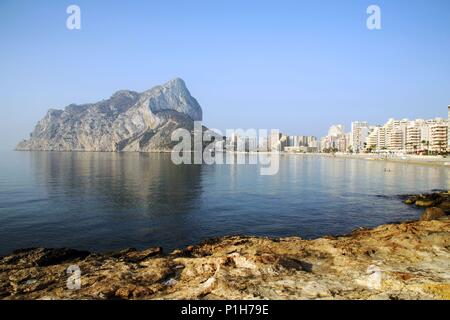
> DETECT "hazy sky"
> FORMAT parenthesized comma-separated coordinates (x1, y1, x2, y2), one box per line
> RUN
(1, 0, 449, 150)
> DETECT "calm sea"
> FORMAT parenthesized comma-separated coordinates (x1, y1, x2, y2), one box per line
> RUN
(0, 151, 448, 255)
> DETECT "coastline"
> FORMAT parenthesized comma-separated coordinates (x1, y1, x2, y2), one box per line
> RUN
(317, 153, 450, 167)
(14, 149, 450, 167)
(1, 193, 449, 300)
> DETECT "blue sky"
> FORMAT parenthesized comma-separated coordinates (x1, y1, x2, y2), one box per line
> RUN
(0, 0, 449, 149)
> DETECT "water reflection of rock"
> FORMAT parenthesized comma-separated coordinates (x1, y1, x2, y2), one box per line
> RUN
(29, 152, 203, 216)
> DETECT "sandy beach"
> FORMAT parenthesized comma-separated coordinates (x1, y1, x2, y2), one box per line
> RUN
(282, 152, 450, 167)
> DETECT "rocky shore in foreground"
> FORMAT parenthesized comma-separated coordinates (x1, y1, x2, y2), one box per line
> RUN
(1, 192, 449, 300)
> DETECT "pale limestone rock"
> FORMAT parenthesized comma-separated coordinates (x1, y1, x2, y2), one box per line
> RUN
(16, 78, 202, 152)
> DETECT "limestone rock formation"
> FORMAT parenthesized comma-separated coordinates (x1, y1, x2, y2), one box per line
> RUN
(16, 78, 202, 152)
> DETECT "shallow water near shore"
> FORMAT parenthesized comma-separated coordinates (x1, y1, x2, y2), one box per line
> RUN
(0, 150, 448, 256)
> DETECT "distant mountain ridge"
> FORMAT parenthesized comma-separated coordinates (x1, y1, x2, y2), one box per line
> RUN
(16, 78, 202, 152)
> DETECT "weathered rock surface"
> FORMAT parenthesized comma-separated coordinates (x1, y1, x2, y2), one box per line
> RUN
(421, 207, 446, 221)
(16, 78, 202, 152)
(1, 219, 449, 300)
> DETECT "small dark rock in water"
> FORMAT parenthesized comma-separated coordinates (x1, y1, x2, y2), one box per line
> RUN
(404, 197, 416, 205)
(420, 207, 446, 221)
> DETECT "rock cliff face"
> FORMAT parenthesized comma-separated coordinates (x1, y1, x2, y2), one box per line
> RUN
(1, 218, 449, 300)
(16, 78, 202, 152)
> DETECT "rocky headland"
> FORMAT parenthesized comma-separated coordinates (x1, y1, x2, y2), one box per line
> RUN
(1, 192, 449, 300)
(16, 78, 203, 152)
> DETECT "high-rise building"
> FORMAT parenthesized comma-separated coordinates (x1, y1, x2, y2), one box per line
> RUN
(351, 121, 370, 153)
(406, 121, 422, 154)
(430, 122, 448, 153)
(382, 118, 409, 152)
(366, 126, 380, 150)
(388, 127, 404, 151)
(377, 127, 386, 149)
(280, 135, 288, 151)
(287, 136, 296, 147)
(448, 105, 450, 151)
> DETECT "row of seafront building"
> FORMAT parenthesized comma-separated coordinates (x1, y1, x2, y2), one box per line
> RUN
(223, 106, 449, 155)
(320, 106, 450, 155)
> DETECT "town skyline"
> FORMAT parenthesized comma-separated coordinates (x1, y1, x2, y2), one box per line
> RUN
(260, 107, 450, 140)
(223, 105, 450, 155)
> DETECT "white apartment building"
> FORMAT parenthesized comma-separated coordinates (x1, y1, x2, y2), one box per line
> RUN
(366, 126, 381, 150)
(364, 114, 448, 154)
(406, 122, 421, 153)
(351, 121, 370, 153)
(385, 119, 409, 152)
(388, 127, 405, 151)
(377, 127, 386, 149)
(430, 123, 448, 153)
